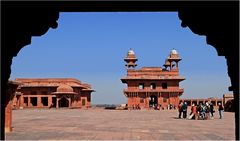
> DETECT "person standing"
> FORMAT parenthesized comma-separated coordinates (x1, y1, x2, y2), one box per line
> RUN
(182, 102, 188, 119)
(218, 103, 224, 119)
(205, 102, 210, 120)
(209, 102, 214, 119)
(178, 101, 183, 119)
(189, 103, 197, 120)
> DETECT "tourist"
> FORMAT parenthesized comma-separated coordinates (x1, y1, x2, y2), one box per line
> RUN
(132, 104, 135, 110)
(189, 103, 197, 120)
(160, 104, 162, 110)
(182, 102, 188, 119)
(205, 102, 210, 120)
(209, 102, 215, 119)
(137, 104, 140, 110)
(178, 101, 183, 119)
(218, 103, 224, 119)
(199, 103, 206, 120)
(196, 104, 201, 119)
(49, 103, 53, 109)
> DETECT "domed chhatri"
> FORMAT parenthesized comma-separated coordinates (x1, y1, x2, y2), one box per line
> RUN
(124, 48, 138, 69)
(56, 84, 74, 93)
(165, 48, 182, 70)
(171, 48, 178, 55)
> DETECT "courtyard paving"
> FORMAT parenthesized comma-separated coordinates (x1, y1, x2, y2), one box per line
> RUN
(6, 108, 235, 140)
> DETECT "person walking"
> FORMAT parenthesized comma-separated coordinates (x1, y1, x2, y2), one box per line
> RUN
(218, 103, 224, 119)
(178, 101, 183, 119)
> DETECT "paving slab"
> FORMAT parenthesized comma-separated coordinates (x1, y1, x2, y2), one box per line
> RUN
(6, 109, 235, 140)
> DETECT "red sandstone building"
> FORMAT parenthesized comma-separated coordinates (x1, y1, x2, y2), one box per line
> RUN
(12, 78, 94, 109)
(121, 49, 185, 109)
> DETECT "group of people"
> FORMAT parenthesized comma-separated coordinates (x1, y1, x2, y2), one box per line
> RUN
(178, 101, 224, 120)
(131, 104, 141, 110)
(130, 104, 176, 110)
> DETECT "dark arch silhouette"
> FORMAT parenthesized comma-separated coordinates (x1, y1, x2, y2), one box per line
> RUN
(1, 1, 239, 140)
(58, 97, 69, 108)
(149, 95, 158, 108)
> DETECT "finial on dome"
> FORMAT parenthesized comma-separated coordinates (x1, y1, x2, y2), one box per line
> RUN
(128, 48, 135, 55)
(171, 48, 178, 55)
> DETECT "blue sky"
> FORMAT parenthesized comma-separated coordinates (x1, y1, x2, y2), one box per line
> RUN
(10, 12, 231, 104)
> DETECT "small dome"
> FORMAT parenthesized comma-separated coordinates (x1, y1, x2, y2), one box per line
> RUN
(127, 49, 135, 55)
(171, 48, 178, 55)
(56, 84, 73, 92)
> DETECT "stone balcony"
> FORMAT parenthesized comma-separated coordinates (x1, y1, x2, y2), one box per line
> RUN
(123, 88, 184, 93)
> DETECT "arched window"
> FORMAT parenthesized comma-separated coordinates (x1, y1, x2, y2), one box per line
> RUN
(150, 83, 156, 89)
(139, 83, 144, 89)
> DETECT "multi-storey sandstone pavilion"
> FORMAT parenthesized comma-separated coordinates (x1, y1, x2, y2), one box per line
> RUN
(12, 78, 94, 109)
(121, 49, 185, 109)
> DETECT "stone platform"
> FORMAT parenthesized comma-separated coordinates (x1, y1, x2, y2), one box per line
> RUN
(6, 109, 235, 140)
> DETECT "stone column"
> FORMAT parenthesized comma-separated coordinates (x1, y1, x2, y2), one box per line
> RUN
(20, 95, 24, 108)
(170, 61, 172, 70)
(68, 98, 71, 108)
(48, 96, 52, 108)
(56, 98, 59, 108)
(16, 95, 20, 109)
(168, 92, 171, 105)
(28, 96, 31, 107)
(146, 93, 149, 109)
(37, 96, 41, 108)
(176, 61, 179, 68)
(5, 81, 19, 133)
(5, 99, 12, 132)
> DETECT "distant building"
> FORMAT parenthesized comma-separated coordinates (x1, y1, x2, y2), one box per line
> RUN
(12, 78, 94, 109)
(121, 49, 185, 109)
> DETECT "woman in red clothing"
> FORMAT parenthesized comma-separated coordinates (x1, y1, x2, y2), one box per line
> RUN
(178, 101, 183, 119)
(189, 103, 197, 120)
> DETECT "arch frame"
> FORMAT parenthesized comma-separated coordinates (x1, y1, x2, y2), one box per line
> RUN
(1, 1, 239, 140)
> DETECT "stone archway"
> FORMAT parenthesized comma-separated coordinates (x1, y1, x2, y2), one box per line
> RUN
(58, 96, 69, 108)
(1, 1, 239, 140)
(149, 95, 158, 108)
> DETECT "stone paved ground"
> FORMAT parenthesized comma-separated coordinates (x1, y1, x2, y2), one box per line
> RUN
(6, 109, 235, 140)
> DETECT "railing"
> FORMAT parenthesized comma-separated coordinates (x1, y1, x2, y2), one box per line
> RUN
(123, 88, 184, 93)
(123, 75, 185, 80)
